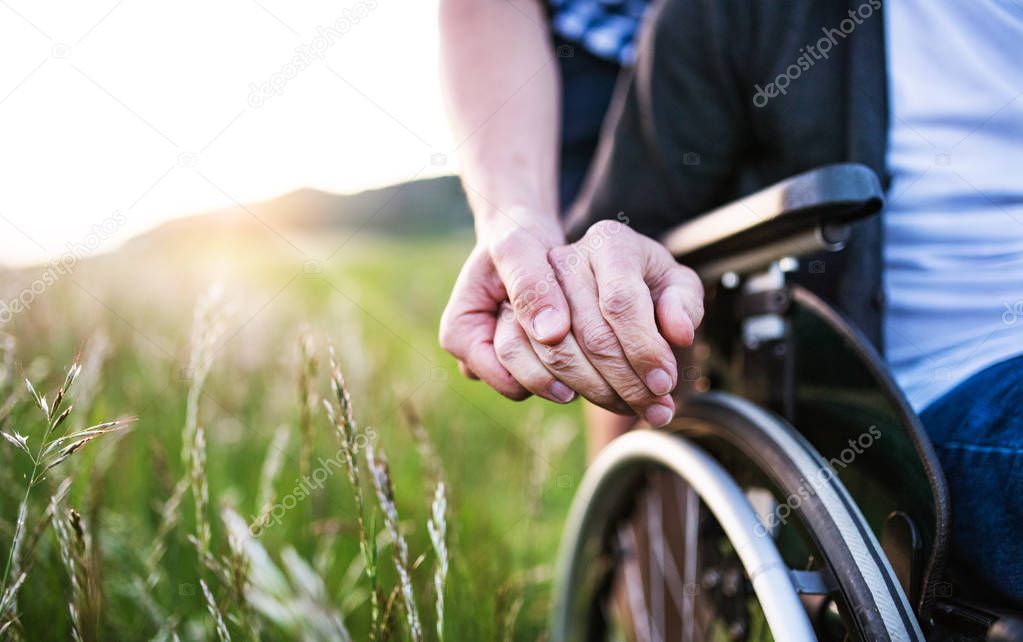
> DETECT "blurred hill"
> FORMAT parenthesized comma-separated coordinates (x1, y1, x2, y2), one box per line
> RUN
(121, 175, 474, 259)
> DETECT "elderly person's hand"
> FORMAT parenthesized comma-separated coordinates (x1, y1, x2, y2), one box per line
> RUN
(491, 220, 703, 426)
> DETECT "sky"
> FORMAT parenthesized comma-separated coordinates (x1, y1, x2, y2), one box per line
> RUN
(0, 0, 455, 267)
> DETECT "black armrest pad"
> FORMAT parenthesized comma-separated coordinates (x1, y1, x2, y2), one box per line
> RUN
(661, 163, 883, 266)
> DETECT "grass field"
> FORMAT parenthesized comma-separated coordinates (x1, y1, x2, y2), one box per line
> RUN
(0, 229, 585, 641)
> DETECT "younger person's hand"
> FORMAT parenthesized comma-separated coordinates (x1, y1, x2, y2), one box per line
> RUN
(439, 217, 575, 403)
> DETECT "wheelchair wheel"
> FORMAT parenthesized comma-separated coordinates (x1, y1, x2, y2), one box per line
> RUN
(552, 392, 924, 642)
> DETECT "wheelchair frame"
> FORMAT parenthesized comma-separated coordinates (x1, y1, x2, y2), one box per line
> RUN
(551, 164, 1023, 641)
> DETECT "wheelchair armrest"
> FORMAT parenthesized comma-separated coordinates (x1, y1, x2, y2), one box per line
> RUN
(661, 163, 884, 279)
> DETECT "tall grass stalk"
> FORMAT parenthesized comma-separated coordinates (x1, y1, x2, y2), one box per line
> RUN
(0, 334, 16, 428)
(50, 480, 85, 642)
(323, 349, 381, 641)
(427, 482, 448, 642)
(366, 446, 422, 642)
(221, 507, 351, 642)
(403, 403, 449, 640)
(190, 423, 211, 557)
(144, 481, 187, 589)
(253, 424, 290, 531)
(146, 286, 225, 585)
(223, 509, 259, 640)
(0, 571, 26, 636)
(296, 331, 317, 481)
(401, 402, 446, 642)
(379, 584, 401, 642)
(199, 579, 232, 642)
(181, 285, 226, 468)
(71, 330, 111, 427)
(0, 358, 130, 634)
(401, 404, 442, 488)
(0, 364, 123, 590)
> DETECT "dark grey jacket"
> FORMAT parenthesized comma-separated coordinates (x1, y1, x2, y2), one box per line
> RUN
(567, 0, 889, 347)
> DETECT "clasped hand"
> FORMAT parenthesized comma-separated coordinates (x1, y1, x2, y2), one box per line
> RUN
(439, 218, 703, 427)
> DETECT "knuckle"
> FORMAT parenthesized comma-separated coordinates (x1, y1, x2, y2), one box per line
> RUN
(536, 342, 574, 371)
(583, 219, 634, 253)
(619, 324, 668, 356)
(642, 232, 670, 256)
(600, 282, 639, 320)
(679, 273, 703, 298)
(679, 267, 705, 294)
(690, 300, 706, 327)
(586, 219, 624, 240)
(506, 269, 553, 317)
(579, 321, 620, 358)
(509, 366, 553, 395)
(547, 245, 571, 264)
(547, 245, 583, 275)
(618, 379, 654, 406)
(438, 324, 459, 356)
(681, 265, 703, 289)
(493, 336, 521, 364)
(672, 271, 706, 329)
(621, 338, 662, 367)
(590, 390, 628, 413)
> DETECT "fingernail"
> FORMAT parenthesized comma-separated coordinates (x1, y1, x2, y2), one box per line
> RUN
(646, 368, 673, 396)
(645, 404, 674, 427)
(549, 381, 576, 403)
(532, 307, 561, 341)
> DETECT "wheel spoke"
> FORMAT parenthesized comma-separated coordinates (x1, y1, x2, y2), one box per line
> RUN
(683, 484, 699, 642)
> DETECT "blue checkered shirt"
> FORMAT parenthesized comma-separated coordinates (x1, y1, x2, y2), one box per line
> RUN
(548, 0, 651, 66)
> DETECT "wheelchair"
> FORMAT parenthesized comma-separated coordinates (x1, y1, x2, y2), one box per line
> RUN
(551, 165, 1023, 642)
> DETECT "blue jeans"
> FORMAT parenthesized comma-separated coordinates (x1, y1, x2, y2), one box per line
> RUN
(920, 353, 1023, 606)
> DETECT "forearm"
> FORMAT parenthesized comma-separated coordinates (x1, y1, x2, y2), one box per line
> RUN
(438, 0, 562, 244)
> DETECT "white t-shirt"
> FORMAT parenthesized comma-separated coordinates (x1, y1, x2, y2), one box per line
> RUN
(884, 0, 1023, 411)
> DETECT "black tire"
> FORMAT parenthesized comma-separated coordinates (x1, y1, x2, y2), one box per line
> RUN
(674, 393, 923, 641)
